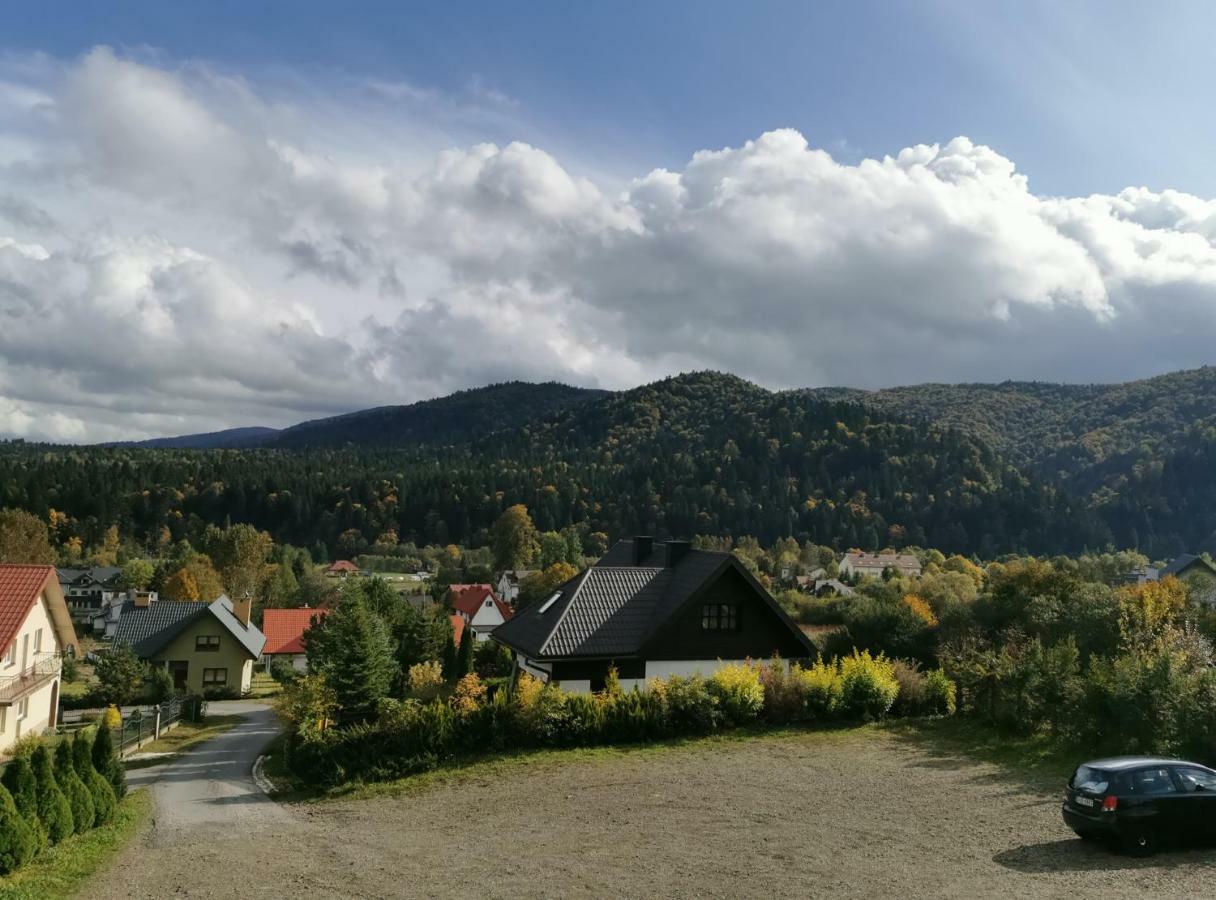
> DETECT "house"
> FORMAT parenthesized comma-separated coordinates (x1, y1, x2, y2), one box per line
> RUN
(111, 593, 266, 694)
(0, 565, 78, 754)
(496, 570, 536, 605)
(491, 537, 814, 693)
(261, 607, 327, 672)
(92, 589, 157, 640)
(839, 551, 922, 580)
(326, 560, 359, 578)
(57, 566, 122, 625)
(1116, 566, 1160, 587)
(1161, 554, 1216, 606)
(451, 585, 513, 643)
(812, 578, 854, 597)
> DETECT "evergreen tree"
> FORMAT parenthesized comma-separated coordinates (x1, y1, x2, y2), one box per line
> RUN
(54, 740, 95, 833)
(441, 627, 459, 681)
(457, 627, 476, 678)
(29, 745, 73, 844)
(1, 756, 46, 851)
(305, 591, 397, 723)
(75, 731, 117, 824)
(0, 781, 37, 875)
(91, 723, 126, 800)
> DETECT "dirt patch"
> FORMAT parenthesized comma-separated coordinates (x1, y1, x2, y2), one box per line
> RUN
(92, 728, 1216, 898)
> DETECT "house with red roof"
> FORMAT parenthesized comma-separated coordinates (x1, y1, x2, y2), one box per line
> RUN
(261, 607, 328, 673)
(326, 560, 360, 578)
(0, 565, 79, 754)
(450, 584, 513, 643)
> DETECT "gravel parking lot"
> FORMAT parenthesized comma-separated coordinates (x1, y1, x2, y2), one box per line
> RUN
(96, 726, 1216, 898)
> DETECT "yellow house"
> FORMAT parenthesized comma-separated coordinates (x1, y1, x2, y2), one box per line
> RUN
(0, 565, 79, 755)
(111, 594, 266, 695)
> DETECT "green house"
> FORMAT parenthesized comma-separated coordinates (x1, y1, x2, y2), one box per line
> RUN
(111, 594, 266, 695)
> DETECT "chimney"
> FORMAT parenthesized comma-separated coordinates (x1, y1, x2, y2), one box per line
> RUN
(665, 540, 691, 568)
(133, 591, 153, 608)
(232, 595, 253, 627)
(632, 535, 653, 566)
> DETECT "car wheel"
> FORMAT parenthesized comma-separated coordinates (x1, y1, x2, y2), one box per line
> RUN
(1122, 828, 1155, 856)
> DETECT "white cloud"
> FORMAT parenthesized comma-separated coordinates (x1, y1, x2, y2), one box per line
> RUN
(3, 47, 1216, 442)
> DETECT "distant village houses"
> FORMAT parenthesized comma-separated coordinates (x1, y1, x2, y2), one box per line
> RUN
(839, 551, 922, 580)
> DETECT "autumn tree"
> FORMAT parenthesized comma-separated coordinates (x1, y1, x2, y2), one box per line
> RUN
(119, 558, 155, 591)
(202, 524, 272, 600)
(0, 508, 54, 564)
(492, 504, 539, 572)
(517, 561, 578, 609)
(162, 567, 200, 601)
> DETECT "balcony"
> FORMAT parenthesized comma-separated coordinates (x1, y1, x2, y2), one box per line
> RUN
(0, 652, 62, 704)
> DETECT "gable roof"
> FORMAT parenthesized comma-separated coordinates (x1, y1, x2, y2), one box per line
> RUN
(56, 566, 122, 587)
(262, 607, 327, 655)
(113, 595, 266, 659)
(451, 585, 513, 620)
(492, 539, 814, 661)
(327, 560, 359, 573)
(0, 565, 78, 657)
(1161, 554, 1216, 580)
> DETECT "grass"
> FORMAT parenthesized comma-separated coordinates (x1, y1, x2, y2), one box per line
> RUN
(123, 715, 244, 770)
(0, 789, 152, 900)
(58, 680, 93, 700)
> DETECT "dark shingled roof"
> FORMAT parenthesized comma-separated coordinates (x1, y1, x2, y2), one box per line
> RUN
(1161, 554, 1216, 580)
(113, 595, 266, 659)
(493, 539, 813, 660)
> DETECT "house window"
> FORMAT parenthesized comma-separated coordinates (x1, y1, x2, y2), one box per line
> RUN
(16, 697, 28, 721)
(3, 642, 14, 667)
(202, 668, 228, 685)
(0, 705, 6, 734)
(195, 635, 221, 652)
(33, 628, 42, 653)
(701, 603, 740, 631)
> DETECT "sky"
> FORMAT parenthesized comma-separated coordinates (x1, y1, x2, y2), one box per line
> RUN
(1, 1, 1216, 442)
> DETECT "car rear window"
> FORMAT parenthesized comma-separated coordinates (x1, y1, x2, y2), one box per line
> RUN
(1071, 765, 1110, 793)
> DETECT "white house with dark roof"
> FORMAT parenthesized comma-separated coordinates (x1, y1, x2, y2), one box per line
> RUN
(491, 537, 814, 693)
(839, 551, 922, 580)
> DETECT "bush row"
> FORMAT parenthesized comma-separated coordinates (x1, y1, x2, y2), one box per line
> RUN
(0, 726, 127, 876)
(285, 653, 954, 786)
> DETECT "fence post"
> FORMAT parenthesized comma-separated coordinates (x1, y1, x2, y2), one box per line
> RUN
(155, 705, 162, 740)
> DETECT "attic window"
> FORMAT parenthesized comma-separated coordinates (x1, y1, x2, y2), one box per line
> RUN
(539, 592, 561, 614)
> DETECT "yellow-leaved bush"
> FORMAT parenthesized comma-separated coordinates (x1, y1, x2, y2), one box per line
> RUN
(838, 650, 899, 721)
(707, 662, 764, 725)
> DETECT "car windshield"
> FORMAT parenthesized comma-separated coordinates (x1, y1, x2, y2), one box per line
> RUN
(1071, 765, 1109, 794)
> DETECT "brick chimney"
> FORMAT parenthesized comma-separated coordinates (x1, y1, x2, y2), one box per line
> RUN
(232, 595, 253, 627)
(632, 535, 654, 566)
(133, 590, 154, 608)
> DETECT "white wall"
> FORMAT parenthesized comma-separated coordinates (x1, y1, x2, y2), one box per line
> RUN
(0, 592, 64, 754)
(470, 598, 506, 631)
(643, 659, 754, 680)
(239, 659, 254, 693)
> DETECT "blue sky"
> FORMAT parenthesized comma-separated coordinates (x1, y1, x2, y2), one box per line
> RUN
(6, 1, 1212, 196)
(2, 3, 1216, 440)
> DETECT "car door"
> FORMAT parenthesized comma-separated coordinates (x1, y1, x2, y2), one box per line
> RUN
(1127, 766, 1187, 839)
(1171, 766, 1216, 843)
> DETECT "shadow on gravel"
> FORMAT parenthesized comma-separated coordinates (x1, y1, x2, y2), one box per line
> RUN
(994, 838, 1216, 873)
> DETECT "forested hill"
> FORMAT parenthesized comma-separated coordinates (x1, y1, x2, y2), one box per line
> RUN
(0, 371, 1108, 559)
(273, 381, 608, 448)
(114, 426, 281, 449)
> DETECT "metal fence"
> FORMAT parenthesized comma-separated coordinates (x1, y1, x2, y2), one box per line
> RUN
(56, 694, 207, 756)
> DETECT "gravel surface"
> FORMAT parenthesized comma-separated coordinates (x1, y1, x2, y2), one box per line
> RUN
(90, 725, 1216, 898)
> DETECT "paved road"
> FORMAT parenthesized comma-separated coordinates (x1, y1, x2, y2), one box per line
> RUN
(91, 701, 295, 897)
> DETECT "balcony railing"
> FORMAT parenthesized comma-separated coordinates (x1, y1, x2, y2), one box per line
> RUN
(0, 652, 62, 704)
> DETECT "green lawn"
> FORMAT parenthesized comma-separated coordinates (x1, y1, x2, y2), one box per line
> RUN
(0, 790, 152, 900)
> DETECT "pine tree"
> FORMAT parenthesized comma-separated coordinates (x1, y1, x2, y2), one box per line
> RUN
(441, 628, 459, 681)
(307, 592, 397, 723)
(1, 756, 47, 851)
(0, 781, 37, 875)
(75, 731, 116, 824)
(29, 745, 73, 843)
(55, 740, 95, 833)
(92, 722, 127, 799)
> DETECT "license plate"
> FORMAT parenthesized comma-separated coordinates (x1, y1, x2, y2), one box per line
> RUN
(1075, 796, 1095, 807)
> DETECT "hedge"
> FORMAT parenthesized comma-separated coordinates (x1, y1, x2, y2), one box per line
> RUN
(285, 656, 955, 787)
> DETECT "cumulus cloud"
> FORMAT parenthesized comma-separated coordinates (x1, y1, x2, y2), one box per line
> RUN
(2, 47, 1216, 441)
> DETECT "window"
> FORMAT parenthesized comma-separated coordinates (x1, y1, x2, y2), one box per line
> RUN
(1130, 767, 1177, 795)
(1174, 768, 1216, 793)
(195, 635, 221, 652)
(701, 603, 740, 631)
(16, 697, 28, 721)
(0, 705, 6, 734)
(485, 599, 493, 607)
(202, 668, 228, 685)
(33, 628, 42, 653)
(3, 642, 13, 667)
(1070, 766, 1109, 794)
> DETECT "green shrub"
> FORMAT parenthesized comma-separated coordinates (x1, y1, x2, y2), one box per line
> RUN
(838, 650, 899, 721)
(0, 781, 37, 875)
(708, 663, 764, 726)
(269, 657, 300, 685)
(654, 675, 719, 734)
(147, 665, 175, 702)
(1, 755, 46, 851)
(92, 721, 127, 799)
(923, 668, 958, 716)
(76, 730, 117, 824)
(30, 744, 74, 844)
(54, 740, 96, 833)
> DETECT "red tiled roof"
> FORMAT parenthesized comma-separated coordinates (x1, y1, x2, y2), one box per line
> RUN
(451, 585, 513, 621)
(262, 607, 328, 655)
(0, 565, 58, 657)
(450, 614, 465, 647)
(326, 560, 359, 573)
